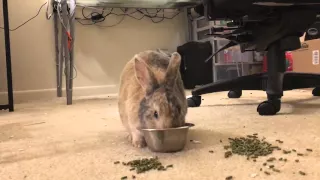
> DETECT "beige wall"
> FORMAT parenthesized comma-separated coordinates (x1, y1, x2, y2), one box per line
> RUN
(0, 0, 188, 104)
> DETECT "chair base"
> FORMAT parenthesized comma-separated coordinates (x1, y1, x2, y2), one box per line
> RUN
(187, 72, 320, 115)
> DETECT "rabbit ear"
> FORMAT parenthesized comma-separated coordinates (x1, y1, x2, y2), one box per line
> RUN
(134, 55, 158, 93)
(165, 52, 181, 88)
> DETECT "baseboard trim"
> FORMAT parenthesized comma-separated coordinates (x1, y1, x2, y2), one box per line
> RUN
(0, 85, 118, 104)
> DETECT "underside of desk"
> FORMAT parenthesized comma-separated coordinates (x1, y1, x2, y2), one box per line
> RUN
(74, 0, 201, 8)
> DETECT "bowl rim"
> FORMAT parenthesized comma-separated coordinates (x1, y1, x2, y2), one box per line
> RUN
(141, 123, 194, 132)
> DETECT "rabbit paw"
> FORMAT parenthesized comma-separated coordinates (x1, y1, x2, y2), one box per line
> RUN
(127, 134, 132, 142)
(131, 135, 146, 148)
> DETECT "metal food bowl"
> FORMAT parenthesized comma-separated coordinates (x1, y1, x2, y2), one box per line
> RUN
(141, 123, 195, 153)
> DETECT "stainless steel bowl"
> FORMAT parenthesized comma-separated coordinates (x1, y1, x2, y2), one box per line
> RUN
(141, 123, 195, 153)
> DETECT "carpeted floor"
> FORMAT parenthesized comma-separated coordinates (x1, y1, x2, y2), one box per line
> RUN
(1, 90, 320, 180)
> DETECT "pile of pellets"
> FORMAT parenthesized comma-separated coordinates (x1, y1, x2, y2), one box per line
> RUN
(114, 157, 173, 180)
(220, 133, 313, 179)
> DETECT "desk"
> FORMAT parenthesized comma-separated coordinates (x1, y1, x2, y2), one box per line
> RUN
(0, 0, 14, 112)
(53, 0, 200, 105)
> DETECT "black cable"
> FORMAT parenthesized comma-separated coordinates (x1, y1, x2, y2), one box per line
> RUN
(76, 7, 181, 27)
(0, 2, 47, 31)
(95, 15, 125, 28)
(77, 8, 127, 27)
(81, 7, 91, 19)
(149, 9, 165, 23)
(121, 9, 145, 20)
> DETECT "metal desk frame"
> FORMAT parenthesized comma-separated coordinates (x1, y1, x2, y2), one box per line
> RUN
(0, 0, 14, 112)
(53, 0, 195, 105)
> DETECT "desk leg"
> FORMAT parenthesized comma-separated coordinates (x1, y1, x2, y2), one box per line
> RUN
(61, 1, 72, 105)
(68, 11, 75, 105)
(3, 0, 14, 112)
(54, 11, 63, 97)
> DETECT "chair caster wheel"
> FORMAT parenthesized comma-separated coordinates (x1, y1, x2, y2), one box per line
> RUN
(312, 87, 320, 96)
(187, 96, 202, 107)
(228, 90, 242, 98)
(257, 99, 281, 116)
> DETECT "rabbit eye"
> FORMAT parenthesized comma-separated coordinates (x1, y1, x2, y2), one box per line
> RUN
(154, 111, 158, 119)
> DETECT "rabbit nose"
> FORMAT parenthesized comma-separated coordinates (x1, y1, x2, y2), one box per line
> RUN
(162, 120, 173, 129)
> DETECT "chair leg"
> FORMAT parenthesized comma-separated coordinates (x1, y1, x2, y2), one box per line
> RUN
(228, 89, 242, 98)
(312, 87, 320, 96)
(257, 41, 285, 115)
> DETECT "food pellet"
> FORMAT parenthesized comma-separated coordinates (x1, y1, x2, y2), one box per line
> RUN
(269, 165, 274, 168)
(264, 171, 271, 175)
(226, 176, 233, 180)
(166, 165, 173, 168)
(267, 157, 276, 162)
(263, 163, 267, 166)
(273, 168, 281, 173)
(276, 140, 284, 143)
(225, 151, 232, 158)
(121, 176, 127, 180)
(209, 150, 214, 153)
(283, 150, 291, 154)
(306, 149, 313, 152)
(295, 159, 299, 163)
(297, 153, 304, 156)
(114, 161, 120, 164)
(132, 175, 136, 179)
(299, 171, 306, 176)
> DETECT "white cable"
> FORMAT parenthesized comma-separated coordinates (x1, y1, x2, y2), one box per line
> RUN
(57, 3, 68, 31)
(46, 0, 53, 19)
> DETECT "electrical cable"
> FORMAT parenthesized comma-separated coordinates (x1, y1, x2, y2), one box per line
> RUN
(95, 15, 125, 28)
(57, 4, 68, 32)
(46, 0, 53, 20)
(76, 7, 181, 27)
(0, 2, 47, 31)
(77, 7, 127, 27)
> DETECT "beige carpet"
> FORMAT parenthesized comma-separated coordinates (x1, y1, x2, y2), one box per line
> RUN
(1, 90, 320, 180)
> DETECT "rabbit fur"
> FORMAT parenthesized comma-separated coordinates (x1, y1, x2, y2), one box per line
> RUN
(118, 50, 188, 148)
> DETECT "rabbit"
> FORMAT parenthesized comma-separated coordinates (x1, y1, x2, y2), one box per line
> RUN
(118, 50, 188, 148)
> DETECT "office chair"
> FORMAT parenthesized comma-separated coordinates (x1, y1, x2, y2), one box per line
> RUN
(187, 0, 320, 115)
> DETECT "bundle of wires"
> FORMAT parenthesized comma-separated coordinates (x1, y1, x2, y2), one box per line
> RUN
(76, 7, 181, 27)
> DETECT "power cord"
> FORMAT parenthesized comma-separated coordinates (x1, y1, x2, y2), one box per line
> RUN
(76, 7, 127, 27)
(46, 0, 53, 20)
(0, 2, 47, 31)
(76, 7, 181, 27)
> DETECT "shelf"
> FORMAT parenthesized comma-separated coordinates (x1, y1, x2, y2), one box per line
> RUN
(214, 62, 263, 66)
(193, 16, 205, 21)
(198, 37, 228, 42)
(196, 26, 211, 33)
(74, 0, 202, 8)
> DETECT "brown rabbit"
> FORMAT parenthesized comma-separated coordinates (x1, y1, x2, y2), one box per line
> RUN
(118, 50, 188, 148)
